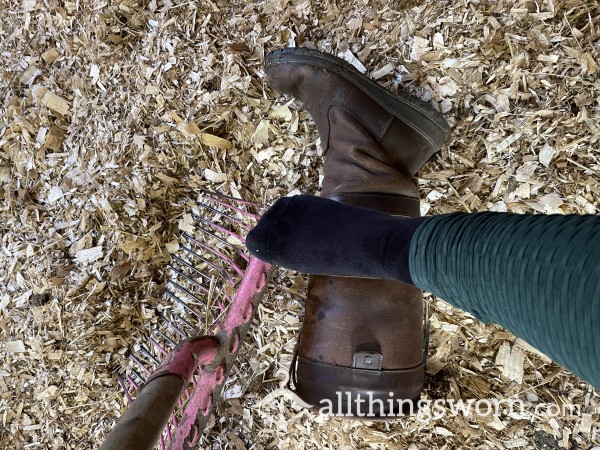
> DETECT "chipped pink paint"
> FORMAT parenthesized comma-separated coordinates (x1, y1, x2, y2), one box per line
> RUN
(171, 368, 219, 450)
(142, 337, 219, 388)
(223, 258, 269, 335)
(170, 257, 270, 449)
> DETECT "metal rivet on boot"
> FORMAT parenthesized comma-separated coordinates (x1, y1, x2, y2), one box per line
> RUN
(353, 351, 382, 370)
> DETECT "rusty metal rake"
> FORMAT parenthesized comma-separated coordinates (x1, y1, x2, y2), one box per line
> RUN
(101, 191, 272, 450)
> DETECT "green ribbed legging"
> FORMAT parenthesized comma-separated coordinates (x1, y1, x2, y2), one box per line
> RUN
(410, 212, 600, 389)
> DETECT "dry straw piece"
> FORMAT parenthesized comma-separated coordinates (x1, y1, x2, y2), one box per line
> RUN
(1, 0, 599, 449)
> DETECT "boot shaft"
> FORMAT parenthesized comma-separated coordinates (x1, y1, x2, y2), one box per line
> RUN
(321, 105, 420, 199)
(301, 276, 424, 369)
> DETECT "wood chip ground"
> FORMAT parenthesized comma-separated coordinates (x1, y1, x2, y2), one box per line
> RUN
(1, 0, 599, 448)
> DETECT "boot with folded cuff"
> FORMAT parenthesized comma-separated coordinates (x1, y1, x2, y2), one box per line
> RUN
(265, 48, 451, 418)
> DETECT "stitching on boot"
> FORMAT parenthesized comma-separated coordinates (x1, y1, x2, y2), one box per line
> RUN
(379, 114, 395, 140)
(322, 105, 334, 156)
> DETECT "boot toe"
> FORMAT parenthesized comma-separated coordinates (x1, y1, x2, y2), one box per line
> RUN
(265, 63, 312, 98)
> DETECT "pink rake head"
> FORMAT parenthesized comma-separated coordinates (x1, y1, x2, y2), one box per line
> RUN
(101, 191, 272, 450)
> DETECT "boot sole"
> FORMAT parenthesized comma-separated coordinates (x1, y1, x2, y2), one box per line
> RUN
(265, 47, 452, 150)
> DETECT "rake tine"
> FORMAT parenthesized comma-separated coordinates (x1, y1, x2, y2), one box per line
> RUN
(179, 243, 234, 284)
(194, 222, 242, 249)
(165, 422, 173, 445)
(183, 232, 245, 277)
(147, 336, 169, 357)
(126, 374, 141, 391)
(165, 284, 218, 325)
(157, 312, 187, 339)
(164, 286, 205, 319)
(200, 189, 261, 207)
(163, 420, 175, 449)
(169, 263, 232, 308)
(140, 346, 161, 366)
(130, 354, 153, 375)
(131, 368, 147, 385)
(116, 373, 133, 403)
(168, 320, 188, 339)
(195, 201, 250, 229)
(168, 416, 178, 432)
(201, 194, 262, 220)
(155, 328, 177, 347)
(194, 213, 249, 244)
(168, 265, 210, 295)
(170, 310, 200, 334)
(170, 254, 213, 283)
(215, 296, 227, 312)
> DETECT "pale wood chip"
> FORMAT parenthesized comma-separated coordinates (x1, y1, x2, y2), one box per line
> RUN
(5, 340, 26, 353)
(41, 47, 60, 64)
(75, 246, 104, 264)
(42, 91, 70, 116)
(495, 341, 525, 384)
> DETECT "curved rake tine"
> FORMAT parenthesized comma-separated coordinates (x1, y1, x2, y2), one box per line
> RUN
(155, 328, 177, 347)
(126, 374, 141, 391)
(148, 336, 169, 357)
(157, 312, 188, 339)
(116, 372, 134, 403)
(130, 353, 153, 376)
(170, 254, 224, 291)
(164, 286, 206, 321)
(170, 311, 200, 335)
(200, 189, 262, 207)
(199, 196, 261, 221)
(168, 265, 229, 312)
(179, 242, 235, 285)
(193, 212, 249, 244)
(140, 346, 161, 366)
(183, 232, 246, 277)
(193, 223, 249, 260)
(170, 254, 213, 282)
(168, 265, 211, 296)
(196, 201, 252, 229)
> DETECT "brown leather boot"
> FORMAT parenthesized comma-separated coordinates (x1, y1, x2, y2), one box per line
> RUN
(265, 48, 451, 418)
